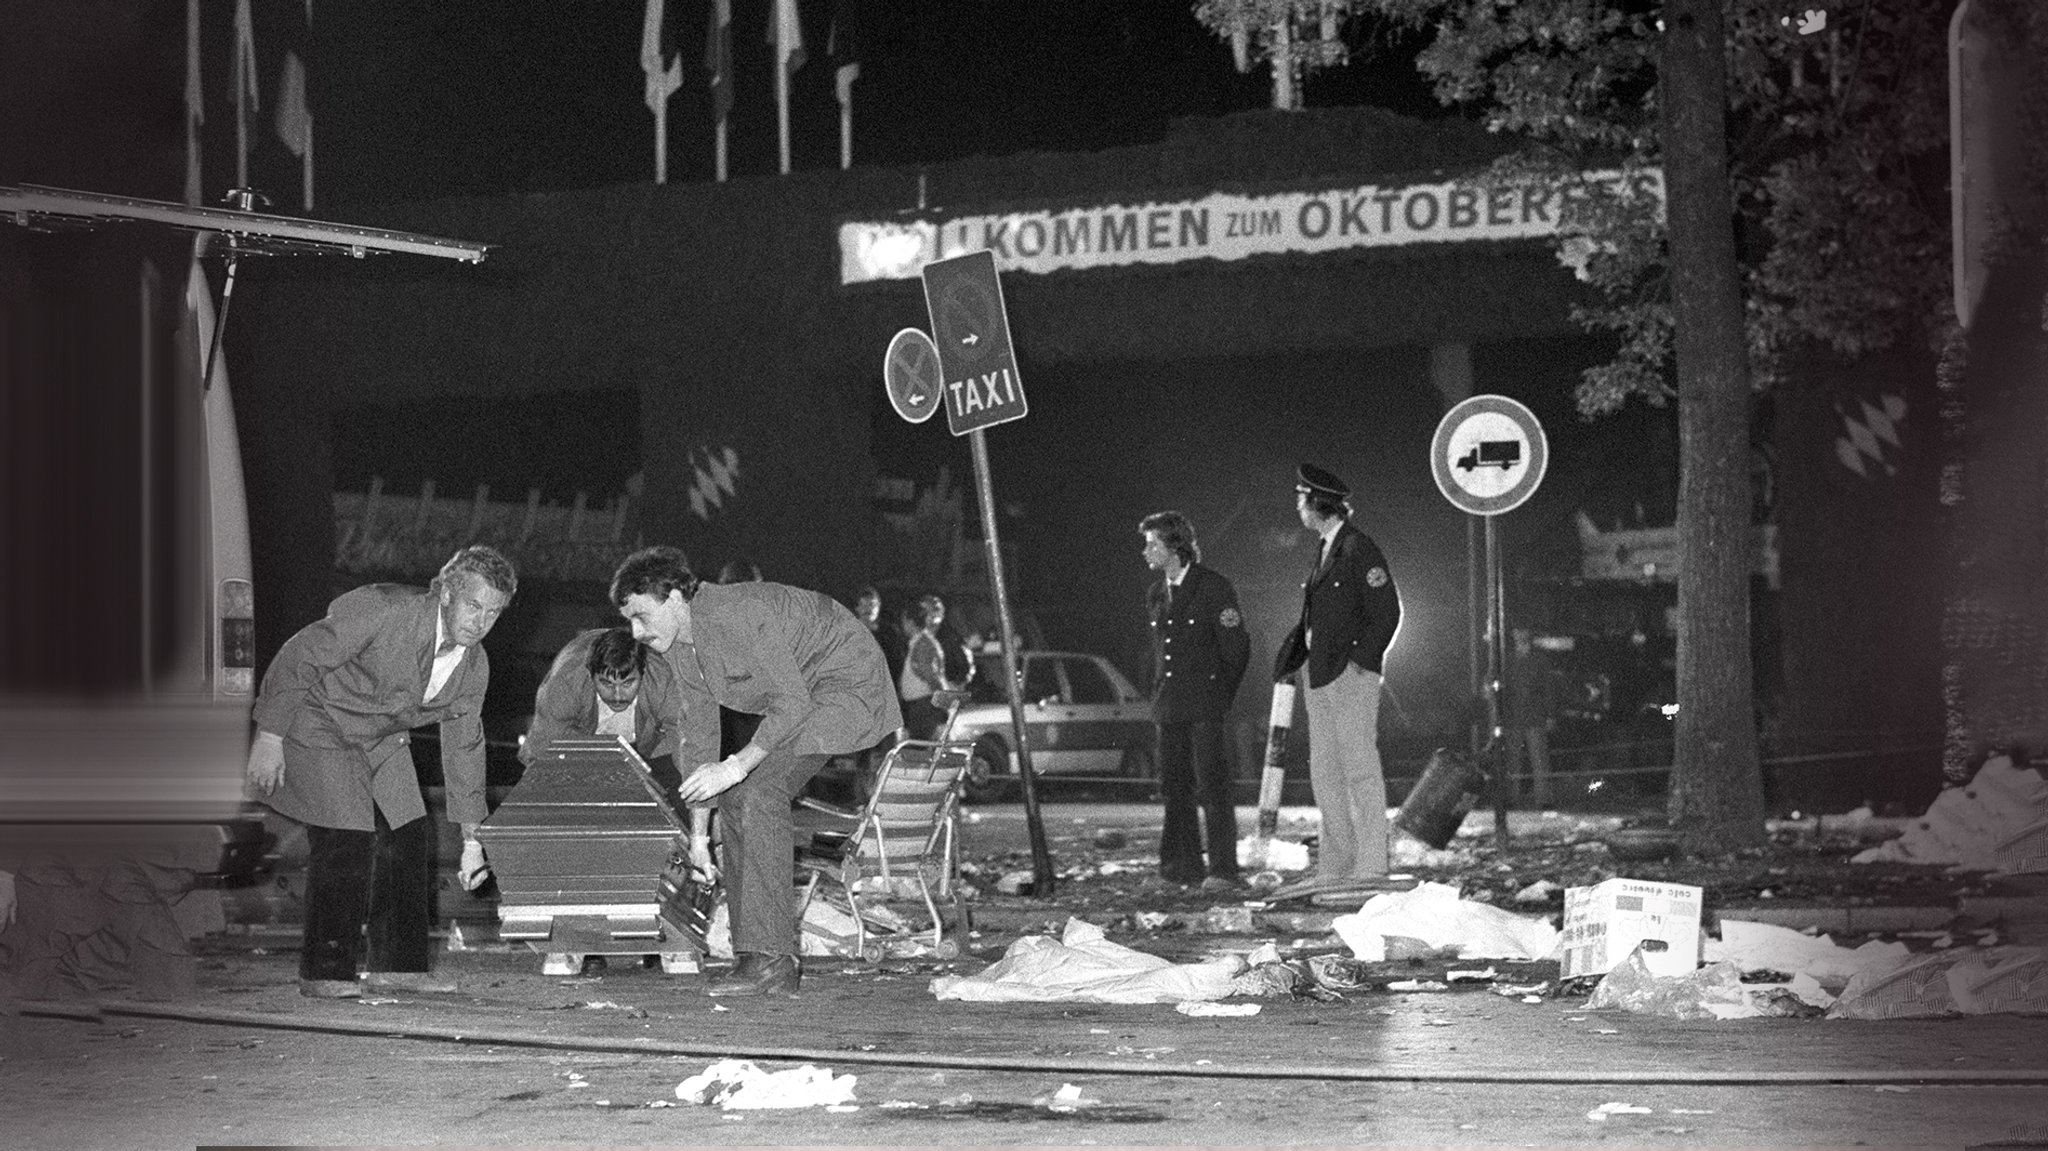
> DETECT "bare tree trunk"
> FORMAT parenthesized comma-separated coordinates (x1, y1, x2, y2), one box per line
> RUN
(1658, 0, 1765, 850)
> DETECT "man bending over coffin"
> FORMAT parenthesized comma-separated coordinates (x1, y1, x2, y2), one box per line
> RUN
(611, 546, 901, 996)
(521, 626, 713, 879)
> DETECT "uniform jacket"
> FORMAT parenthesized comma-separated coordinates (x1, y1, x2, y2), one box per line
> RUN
(1147, 562, 1250, 724)
(1274, 521, 1401, 688)
(519, 628, 678, 766)
(252, 584, 490, 831)
(658, 581, 903, 771)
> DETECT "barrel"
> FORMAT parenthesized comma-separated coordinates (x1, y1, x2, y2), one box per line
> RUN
(1394, 747, 1486, 849)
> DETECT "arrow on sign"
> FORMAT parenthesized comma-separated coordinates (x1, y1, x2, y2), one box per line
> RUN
(962, 332, 980, 346)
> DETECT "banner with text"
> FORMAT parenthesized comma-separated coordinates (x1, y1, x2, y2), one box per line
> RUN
(839, 169, 1663, 286)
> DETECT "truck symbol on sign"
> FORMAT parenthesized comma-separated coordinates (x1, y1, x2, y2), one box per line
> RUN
(1456, 440, 1522, 472)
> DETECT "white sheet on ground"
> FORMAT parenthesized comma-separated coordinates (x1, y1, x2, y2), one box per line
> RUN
(1330, 880, 1561, 962)
(929, 917, 1242, 1004)
(1707, 919, 1909, 988)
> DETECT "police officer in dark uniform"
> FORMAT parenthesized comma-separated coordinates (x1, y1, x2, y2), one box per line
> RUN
(1141, 510, 1251, 890)
(1275, 464, 1402, 890)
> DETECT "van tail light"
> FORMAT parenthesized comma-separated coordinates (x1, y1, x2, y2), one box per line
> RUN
(220, 578, 255, 695)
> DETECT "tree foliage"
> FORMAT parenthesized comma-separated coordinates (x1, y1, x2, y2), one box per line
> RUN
(1323, 0, 1951, 415)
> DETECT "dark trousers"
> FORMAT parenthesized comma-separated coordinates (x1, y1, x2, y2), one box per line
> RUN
(1157, 720, 1239, 881)
(716, 750, 828, 955)
(901, 696, 947, 741)
(300, 809, 431, 982)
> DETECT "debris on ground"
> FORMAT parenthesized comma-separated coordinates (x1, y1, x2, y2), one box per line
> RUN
(1237, 837, 1310, 872)
(1330, 881, 1560, 962)
(929, 917, 1241, 1004)
(1586, 945, 1831, 1019)
(1707, 919, 1908, 988)
(1852, 755, 2048, 870)
(1586, 1101, 1654, 1121)
(1827, 945, 2048, 1019)
(1561, 878, 1702, 979)
(674, 1059, 858, 1110)
(1177, 1000, 1260, 1017)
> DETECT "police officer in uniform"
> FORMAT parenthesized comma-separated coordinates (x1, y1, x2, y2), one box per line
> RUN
(1141, 511, 1250, 890)
(1274, 465, 1402, 890)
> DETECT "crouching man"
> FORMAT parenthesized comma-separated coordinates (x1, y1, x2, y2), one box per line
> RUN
(611, 546, 900, 996)
(521, 625, 714, 880)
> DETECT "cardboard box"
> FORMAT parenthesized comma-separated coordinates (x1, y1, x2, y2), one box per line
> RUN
(1561, 878, 1703, 979)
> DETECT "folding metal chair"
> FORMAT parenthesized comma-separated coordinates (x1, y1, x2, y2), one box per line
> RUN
(796, 691, 973, 960)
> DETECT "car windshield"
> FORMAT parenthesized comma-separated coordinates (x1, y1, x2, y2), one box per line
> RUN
(1065, 657, 1117, 704)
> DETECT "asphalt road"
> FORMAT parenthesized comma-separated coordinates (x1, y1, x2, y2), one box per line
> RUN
(7, 1002, 2046, 1148)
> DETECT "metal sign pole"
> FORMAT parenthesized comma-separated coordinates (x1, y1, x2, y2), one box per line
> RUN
(969, 427, 1054, 895)
(1486, 513, 1510, 852)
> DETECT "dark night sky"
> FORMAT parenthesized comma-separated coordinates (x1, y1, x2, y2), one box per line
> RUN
(311, 0, 1446, 210)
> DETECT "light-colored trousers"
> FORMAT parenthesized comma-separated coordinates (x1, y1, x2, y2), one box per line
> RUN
(1303, 662, 1388, 881)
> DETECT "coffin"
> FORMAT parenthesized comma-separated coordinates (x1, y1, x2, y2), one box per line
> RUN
(475, 736, 705, 954)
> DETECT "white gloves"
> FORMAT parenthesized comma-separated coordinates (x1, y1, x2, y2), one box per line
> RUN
(245, 732, 286, 794)
(459, 838, 492, 892)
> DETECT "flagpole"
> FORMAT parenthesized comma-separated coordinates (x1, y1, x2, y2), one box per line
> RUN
(777, 57, 792, 176)
(234, 0, 256, 188)
(186, 0, 202, 207)
(716, 120, 727, 182)
(837, 65, 856, 170)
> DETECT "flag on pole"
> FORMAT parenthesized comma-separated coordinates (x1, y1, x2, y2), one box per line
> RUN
(770, 0, 805, 174)
(232, 0, 260, 189)
(641, 0, 683, 183)
(274, 30, 314, 211)
(705, 0, 732, 124)
(827, 0, 858, 169)
(771, 0, 808, 78)
(185, 0, 204, 206)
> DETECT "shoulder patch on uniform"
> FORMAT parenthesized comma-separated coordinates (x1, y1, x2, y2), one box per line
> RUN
(1219, 606, 1242, 628)
(1366, 566, 1389, 588)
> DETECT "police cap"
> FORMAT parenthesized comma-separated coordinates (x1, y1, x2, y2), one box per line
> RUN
(1294, 463, 1351, 501)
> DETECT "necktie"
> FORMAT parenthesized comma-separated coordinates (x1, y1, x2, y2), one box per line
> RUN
(437, 640, 460, 658)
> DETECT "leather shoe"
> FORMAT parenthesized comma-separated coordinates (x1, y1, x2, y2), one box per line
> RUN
(363, 971, 459, 993)
(706, 952, 800, 997)
(299, 978, 361, 999)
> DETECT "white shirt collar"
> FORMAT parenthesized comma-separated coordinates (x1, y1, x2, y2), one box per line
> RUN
(433, 610, 461, 652)
(1165, 564, 1189, 587)
(1318, 521, 1342, 549)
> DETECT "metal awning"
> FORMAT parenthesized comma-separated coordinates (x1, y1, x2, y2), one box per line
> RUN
(0, 183, 490, 262)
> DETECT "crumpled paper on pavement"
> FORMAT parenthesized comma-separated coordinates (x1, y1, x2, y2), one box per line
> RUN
(929, 917, 1241, 1004)
(1588, 947, 1831, 1019)
(1707, 919, 1909, 990)
(1237, 836, 1310, 871)
(1331, 881, 1560, 961)
(675, 1058, 857, 1110)
(1828, 945, 2048, 1019)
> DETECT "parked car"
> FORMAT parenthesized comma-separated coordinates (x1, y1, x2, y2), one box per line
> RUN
(948, 649, 1156, 802)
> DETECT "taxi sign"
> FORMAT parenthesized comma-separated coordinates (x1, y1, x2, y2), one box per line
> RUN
(1431, 394, 1548, 516)
(883, 327, 944, 424)
(920, 249, 1028, 436)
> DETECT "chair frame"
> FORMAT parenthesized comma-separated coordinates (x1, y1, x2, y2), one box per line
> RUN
(797, 691, 974, 960)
